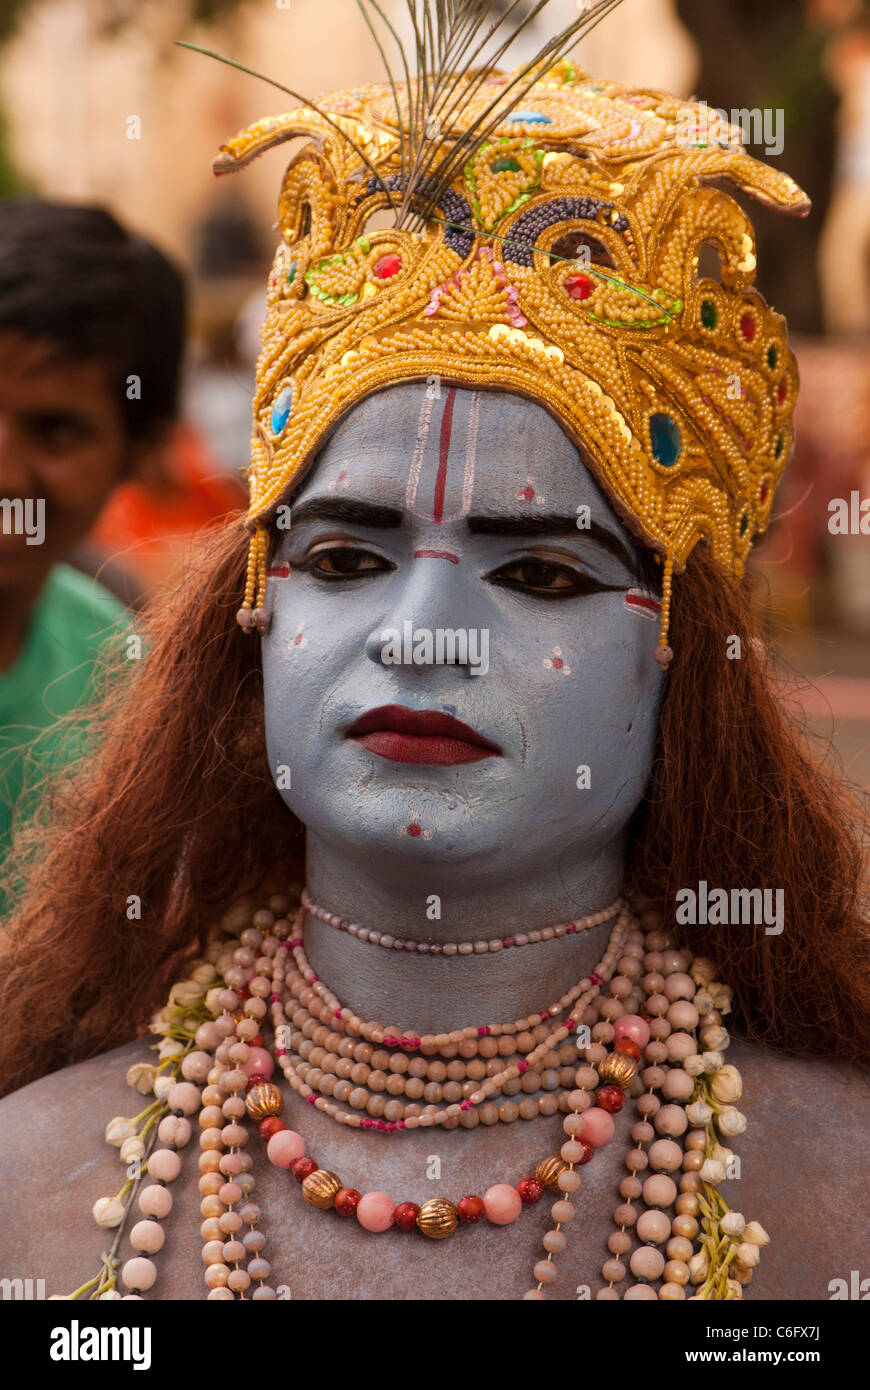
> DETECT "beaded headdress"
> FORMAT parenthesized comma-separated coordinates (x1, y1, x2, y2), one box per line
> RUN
(203, 5, 809, 664)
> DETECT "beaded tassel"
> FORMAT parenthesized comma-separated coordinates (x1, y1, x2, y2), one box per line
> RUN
(237, 526, 271, 635)
(654, 553, 674, 670)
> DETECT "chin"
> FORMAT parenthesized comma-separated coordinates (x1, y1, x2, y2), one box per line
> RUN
(284, 778, 520, 864)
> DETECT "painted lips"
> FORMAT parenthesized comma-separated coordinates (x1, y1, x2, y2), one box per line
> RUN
(345, 704, 502, 766)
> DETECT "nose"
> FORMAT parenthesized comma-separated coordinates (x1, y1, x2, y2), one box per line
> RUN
(365, 627, 400, 666)
(364, 554, 489, 677)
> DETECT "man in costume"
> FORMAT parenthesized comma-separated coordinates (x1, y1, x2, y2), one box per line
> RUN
(0, 5, 866, 1303)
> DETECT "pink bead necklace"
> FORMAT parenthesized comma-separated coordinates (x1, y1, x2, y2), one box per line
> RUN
(301, 887, 623, 955)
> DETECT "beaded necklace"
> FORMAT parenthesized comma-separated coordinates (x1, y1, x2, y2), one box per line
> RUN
(301, 887, 623, 955)
(70, 892, 769, 1302)
(271, 906, 631, 1131)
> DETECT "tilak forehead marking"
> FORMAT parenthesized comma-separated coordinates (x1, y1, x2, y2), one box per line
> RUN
(405, 386, 479, 524)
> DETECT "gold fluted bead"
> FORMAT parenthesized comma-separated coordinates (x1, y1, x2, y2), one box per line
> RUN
(245, 1082, 283, 1121)
(536, 1154, 568, 1194)
(301, 1169, 343, 1210)
(416, 1198, 459, 1239)
(597, 1053, 638, 1089)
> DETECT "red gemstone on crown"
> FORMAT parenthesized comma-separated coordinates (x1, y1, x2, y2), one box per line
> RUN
(373, 252, 402, 279)
(740, 312, 756, 342)
(565, 273, 593, 300)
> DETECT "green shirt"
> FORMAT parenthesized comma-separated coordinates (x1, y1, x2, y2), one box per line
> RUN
(0, 563, 127, 879)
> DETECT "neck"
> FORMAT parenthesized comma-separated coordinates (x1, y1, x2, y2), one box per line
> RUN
(302, 831, 627, 1033)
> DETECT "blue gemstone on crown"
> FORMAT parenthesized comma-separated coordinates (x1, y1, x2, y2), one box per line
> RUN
(271, 384, 294, 436)
(507, 111, 551, 124)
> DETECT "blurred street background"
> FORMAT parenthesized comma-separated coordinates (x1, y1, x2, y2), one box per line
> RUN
(0, 0, 868, 789)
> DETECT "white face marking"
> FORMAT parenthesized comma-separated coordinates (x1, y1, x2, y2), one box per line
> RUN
(405, 386, 479, 523)
(624, 588, 662, 622)
(262, 383, 665, 901)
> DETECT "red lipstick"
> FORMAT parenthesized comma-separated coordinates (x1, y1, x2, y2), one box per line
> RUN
(345, 705, 501, 766)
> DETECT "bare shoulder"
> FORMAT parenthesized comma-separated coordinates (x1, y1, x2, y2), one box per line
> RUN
(722, 1034, 869, 1301)
(0, 1038, 200, 1300)
(1, 1032, 866, 1303)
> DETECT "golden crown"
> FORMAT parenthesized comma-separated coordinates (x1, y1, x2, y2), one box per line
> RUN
(217, 55, 809, 661)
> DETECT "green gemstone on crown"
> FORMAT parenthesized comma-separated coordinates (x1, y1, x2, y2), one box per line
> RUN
(649, 413, 681, 466)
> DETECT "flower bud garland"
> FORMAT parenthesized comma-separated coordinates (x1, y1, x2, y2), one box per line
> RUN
(678, 962, 765, 1300)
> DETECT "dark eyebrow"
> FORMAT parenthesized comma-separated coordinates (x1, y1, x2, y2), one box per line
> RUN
(287, 498, 404, 528)
(285, 498, 641, 574)
(466, 512, 634, 566)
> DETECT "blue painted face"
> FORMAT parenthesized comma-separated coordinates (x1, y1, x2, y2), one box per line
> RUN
(261, 383, 664, 908)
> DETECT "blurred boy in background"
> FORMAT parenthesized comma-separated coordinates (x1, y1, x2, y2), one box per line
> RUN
(0, 200, 186, 870)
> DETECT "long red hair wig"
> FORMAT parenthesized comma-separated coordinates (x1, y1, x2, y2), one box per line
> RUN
(0, 518, 867, 1094)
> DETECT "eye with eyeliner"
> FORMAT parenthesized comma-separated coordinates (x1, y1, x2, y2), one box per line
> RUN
(293, 540, 394, 581)
(485, 554, 625, 598)
(287, 533, 625, 600)
(290, 537, 626, 598)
